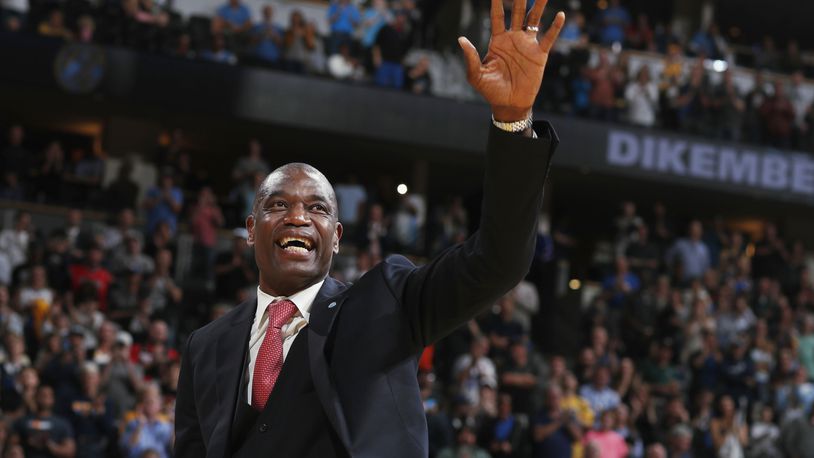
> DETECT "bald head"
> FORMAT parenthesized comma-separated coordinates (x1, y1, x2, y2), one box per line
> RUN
(253, 163, 338, 219)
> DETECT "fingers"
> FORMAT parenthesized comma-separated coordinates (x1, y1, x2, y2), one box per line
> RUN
(511, 0, 527, 31)
(458, 37, 482, 85)
(490, 0, 505, 34)
(539, 11, 565, 53)
(526, 0, 548, 29)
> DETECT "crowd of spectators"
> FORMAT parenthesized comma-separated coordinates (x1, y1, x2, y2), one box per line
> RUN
(4, 106, 814, 458)
(3, 0, 814, 152)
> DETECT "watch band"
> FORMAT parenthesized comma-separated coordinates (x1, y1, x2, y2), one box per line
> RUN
(491, 115, 533, 133)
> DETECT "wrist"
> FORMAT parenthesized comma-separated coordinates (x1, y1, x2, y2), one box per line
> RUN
(491, 106, 532, 123)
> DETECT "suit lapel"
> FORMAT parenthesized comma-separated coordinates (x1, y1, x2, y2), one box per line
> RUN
(215, 298, 256, 454)
(307, 277, 353, 451)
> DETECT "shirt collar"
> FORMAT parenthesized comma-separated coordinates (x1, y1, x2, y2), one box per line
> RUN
(255, 279, 325, 324)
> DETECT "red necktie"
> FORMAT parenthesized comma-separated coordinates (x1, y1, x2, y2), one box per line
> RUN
(251, 299, 298, 411)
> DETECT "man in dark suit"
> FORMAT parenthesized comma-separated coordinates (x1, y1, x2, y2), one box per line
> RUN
(175, 0, 565, 456)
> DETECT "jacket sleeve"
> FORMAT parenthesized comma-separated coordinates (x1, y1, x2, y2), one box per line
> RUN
(174, 331, 207, 458)
(391, 121, 559, 348)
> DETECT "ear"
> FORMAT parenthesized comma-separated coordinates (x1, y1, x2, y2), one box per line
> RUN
(333, 221, 343, 254)
(246, 215, 256, 247)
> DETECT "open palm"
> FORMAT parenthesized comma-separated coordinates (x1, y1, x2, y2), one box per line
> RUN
(459, 0, 565, 121)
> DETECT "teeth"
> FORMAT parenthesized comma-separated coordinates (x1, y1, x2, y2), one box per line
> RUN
(278, 237, 312, 249)
(283, 245, 309, 254)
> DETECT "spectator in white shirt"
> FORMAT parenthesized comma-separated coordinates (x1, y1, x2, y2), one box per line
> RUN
(453, 336, 498, 406)
(625, 66, 659, 127)
(0, 211, 31, 270)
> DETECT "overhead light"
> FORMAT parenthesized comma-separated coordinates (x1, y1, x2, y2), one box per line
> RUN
(712, 60, 728, 72)
(397, 184, 408, 195)
(569, 279, 581, 290)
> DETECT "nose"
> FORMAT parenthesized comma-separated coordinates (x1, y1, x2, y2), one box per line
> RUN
(283, 203, 311, 226)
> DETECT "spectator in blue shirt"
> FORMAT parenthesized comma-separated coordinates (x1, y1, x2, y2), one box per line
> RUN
(214, 0, 252, 35)
(666, 220, 711, 285)
(120, 384, 172, 458)
(252, 5, 284, 66)
(327, 0, 361, 54)
(602, 257, 641, 309)
(359, 0, 391, 49)
(11, 384, 77, 458)
(142, 171, 183, 237)
(533, 385, 582, 458)
(579, 366, 621, 419)
(598, 0, 631, 45)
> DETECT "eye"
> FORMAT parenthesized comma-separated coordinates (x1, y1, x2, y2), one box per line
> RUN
(268, 200, 287, 210)
(310, 203, 328, 213)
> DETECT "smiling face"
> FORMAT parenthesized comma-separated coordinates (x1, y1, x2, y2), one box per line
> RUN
(247, 164, 342, 296)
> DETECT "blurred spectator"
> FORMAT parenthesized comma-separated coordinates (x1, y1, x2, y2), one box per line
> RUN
(62, 362, 115, 458)
(626, 13, 654, 51)
(483, 393, 527, 457)
(743, 72, 769, 144)
(0, 211, 32, 271)
(104, 161, 140, 213)
(214, 229, 255, 301)
(76, 15, 95, 44)
(232, 139, 270, 184)
(251, 5, 284, 66)
(709, 395, 748, 458)
(10, 384, 76, 457)
(33, 141, 66, 204)
(282, 10, 311, 73)
(101, 331, 143, 418)
(359, 0, 392, 53)
(111, 236, 155, 279)
(69, 244, 114, 311)
(533, 385, 582, 458)
(625, 66, 658, 127)
(143, 249, 181, 321)
(452, 336, 497, 407)
(334, 175, 368, 232)
(499, 340, 542, 417)
(587, 51, 622, 121)
(675, 63, 713, 135)
(200, 34, 238, 65)
(752, 223, 788, 280)
(130, 320, 178, 380)
(0, 0, 26, 31)
(63, 148, 105, 207)
(327, 0, 361, 55)
(373, 10, 412, 90)
(143, 171, 183, 237)
(18, 265, 54, 312)
(597, 0, 631, 46)
(754, 36, 780, 72)
(406, 55, 433, 95)
(328, 42, 365, 80)
(65, 208, 91, 254)
(119, 384, 172, 458)
(212, 0, 252, 36)
(102, 208, 141, 254)
(781, 40, 804, 75)
(760, 79, 795, 148)
(190, 186, 224, 283)
(788, 71, 813, 149)
(560, 11, 584, 41)
(579, 366, 621, 416)
(38, 8, 73, 40)
(665, 220, 710, 284)
(584, 409, 629, 458)
(712, 69, 745, 141)
(1, 124, 33, 189)
(437, 423, 491, 458)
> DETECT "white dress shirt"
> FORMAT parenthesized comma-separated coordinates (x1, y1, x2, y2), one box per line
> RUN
(246, 280, 324, 405)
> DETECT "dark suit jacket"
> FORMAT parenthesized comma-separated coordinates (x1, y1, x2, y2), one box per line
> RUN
(175, 122, 559, 458)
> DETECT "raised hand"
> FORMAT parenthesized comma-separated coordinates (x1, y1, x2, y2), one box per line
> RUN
(458, 0, 565, 122)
